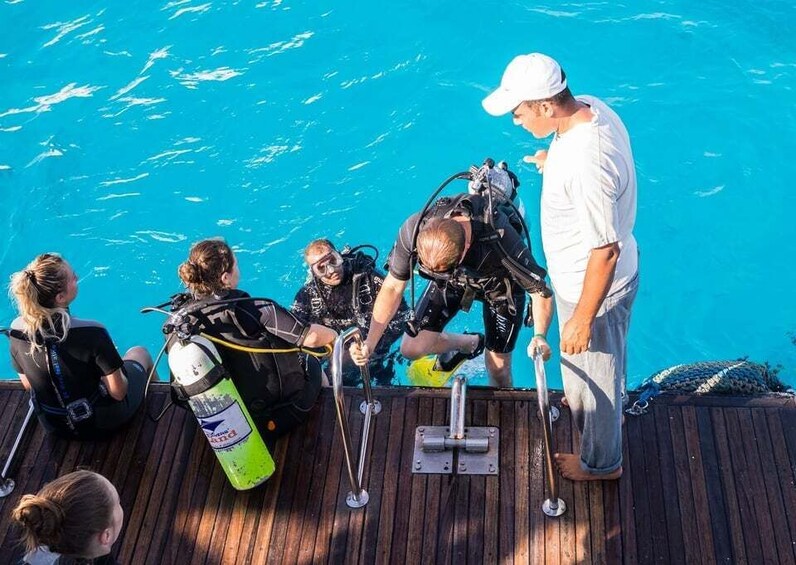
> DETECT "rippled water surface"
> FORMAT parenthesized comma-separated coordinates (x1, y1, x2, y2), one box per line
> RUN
(1, 1, 795, 389)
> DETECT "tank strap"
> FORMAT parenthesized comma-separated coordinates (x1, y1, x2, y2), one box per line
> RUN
(172, 363, 228, 400)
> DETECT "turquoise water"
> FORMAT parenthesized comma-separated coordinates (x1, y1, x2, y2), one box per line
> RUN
(1, 1, 794, 390)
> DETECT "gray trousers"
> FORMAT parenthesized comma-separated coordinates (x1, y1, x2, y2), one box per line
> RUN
(556, 274, 638, 474)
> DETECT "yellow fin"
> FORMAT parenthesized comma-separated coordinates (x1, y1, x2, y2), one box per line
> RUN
(405, 355, 465, 387)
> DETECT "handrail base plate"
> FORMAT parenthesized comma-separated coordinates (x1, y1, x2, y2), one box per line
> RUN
(412, 426, 499, 475)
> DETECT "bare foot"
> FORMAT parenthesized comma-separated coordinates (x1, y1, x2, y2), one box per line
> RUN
(554, 453, 622, 481)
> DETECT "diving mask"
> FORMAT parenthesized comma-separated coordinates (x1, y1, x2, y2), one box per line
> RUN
(311, 251, 344, 278)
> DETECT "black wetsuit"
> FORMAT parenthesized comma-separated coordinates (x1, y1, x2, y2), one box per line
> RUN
(169, 290, 323, 440)
(291, 252, 410, 385)
(7, 317, 146, 440)
(389, 194, 548, 353)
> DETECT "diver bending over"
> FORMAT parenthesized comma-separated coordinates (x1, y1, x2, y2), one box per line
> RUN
(351, 192, 554, 387)
(171, 239, 337, 440)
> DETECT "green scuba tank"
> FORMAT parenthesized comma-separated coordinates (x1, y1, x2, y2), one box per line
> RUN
(168, 335, 275, 490)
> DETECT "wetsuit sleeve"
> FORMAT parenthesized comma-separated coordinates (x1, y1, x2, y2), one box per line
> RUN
(494, 211, 551, 296)
(290, 285, 313, 324)
(387, 213, 421, 281)
(92, 328, 124, 376)
(257, 301, 311, 346)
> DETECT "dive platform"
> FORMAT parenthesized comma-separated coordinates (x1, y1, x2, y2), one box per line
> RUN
(0, 381, 794, 564)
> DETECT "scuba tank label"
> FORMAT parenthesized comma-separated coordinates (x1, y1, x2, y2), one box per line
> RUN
(197, 399, 253, 450)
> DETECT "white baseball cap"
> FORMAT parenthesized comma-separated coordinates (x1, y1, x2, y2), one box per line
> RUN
(482, 53, 567, 116)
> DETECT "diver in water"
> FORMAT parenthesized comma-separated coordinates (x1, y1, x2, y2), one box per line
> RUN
(350, 166, 554, 387)
(170, 238, 337, 440)
(291, 238, 411, 386)
(5, 253, 156, 440)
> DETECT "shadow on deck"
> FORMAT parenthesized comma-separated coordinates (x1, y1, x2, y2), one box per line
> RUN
(0, 382, 794, 564)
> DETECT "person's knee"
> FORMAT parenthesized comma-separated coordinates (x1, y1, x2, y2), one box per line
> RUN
(124, 346, 154, 370)
(485, 352, 512, 386)
(400, 335, 425, 360)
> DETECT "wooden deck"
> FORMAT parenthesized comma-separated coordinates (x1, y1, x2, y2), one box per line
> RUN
(0, 381, 794, 564)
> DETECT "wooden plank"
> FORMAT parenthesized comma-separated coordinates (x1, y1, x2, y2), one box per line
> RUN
(357, 394, 393, 565)
(224, 480, 269, 565)
(118, 407, 178, 563)
(327, 394, 362, 564)
(0, 390, 21, 448)
(450, 401, 474, 565)
(278, 395, 326, 564)
(161, 425, 209, 563)
(130, 408, 189, 562)
(310, 394, 349, 565)
(513, 399, 530, 565)
(482, 399, 501, 565)
(735, 409, 779, 564)
(722, 409, 763, 563)
(0, 419, 48, 562)
(497, 399, 515, 564)
(625, 409, 651, 564)
(376, 398, 416, 563)
(750, 408, 793, 564)
(373, 396, 407, 565)
(205, 482, 238, 564)
(430, 397, 453, 565)
(667, 405, 701, 564)
(637, 407, 670, 564)
(341, 392, 373, 565)
(188, 456, 228, 565)
(247, 437, 290, 564)
(296, 394, 337, 565)
(420, 397, 449, 563)
(602, 478, 622, 564)
(549, 398, 575, 565)
(148, 416, 201, 563)
(710, 407, 748, 564)
(766, 409, 796, 565)
(219, 490, 252, 565)
(175, 440, 219, 563)
(528, 401, 548, 563)
(694, 407, 732, 564)
(465, 400, 487, 565)
(681, 406, 716, 565)
(651, 404, 685, 564)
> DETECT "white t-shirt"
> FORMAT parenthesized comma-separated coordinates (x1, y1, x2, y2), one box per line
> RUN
(540, 95, 638, 303)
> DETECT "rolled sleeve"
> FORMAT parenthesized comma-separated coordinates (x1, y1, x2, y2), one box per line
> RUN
(570, 162, 621, 249)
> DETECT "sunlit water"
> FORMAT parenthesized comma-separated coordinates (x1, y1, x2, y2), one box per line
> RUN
(1, 1, 794, 390)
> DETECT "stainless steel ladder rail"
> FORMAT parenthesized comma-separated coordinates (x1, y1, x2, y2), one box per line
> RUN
(330, 327, 382, 508)
(0, 401, 35, 498)
(533, 349, 566, 516)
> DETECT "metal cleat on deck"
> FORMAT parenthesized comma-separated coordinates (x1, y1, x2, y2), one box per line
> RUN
(411, 375, 499, 476)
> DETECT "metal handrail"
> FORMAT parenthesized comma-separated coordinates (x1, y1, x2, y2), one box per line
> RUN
(449, 375, 467, 440)
(0, 401, 35, 498)
(330, 327, 381, 509)
(533, 349, 566, 517)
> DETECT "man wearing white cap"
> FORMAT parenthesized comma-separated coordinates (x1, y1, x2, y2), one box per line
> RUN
(483, 53, 639, 481)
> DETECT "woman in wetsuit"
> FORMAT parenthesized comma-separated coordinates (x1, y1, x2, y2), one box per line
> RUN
(175, 239, 337, 439)
(7, 253, 155, 440)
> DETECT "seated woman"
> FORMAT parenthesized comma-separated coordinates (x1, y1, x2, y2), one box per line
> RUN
(12, 470, 124, 565)
(7, 253, 155, 440)
(173, 238, 337, 440)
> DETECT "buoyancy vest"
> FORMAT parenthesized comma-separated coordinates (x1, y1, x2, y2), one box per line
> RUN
(2, 328, 107, 436)
(166, 290, 311, 418)
(308, 250, 378, 328)
(416, 194, 550, 300)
